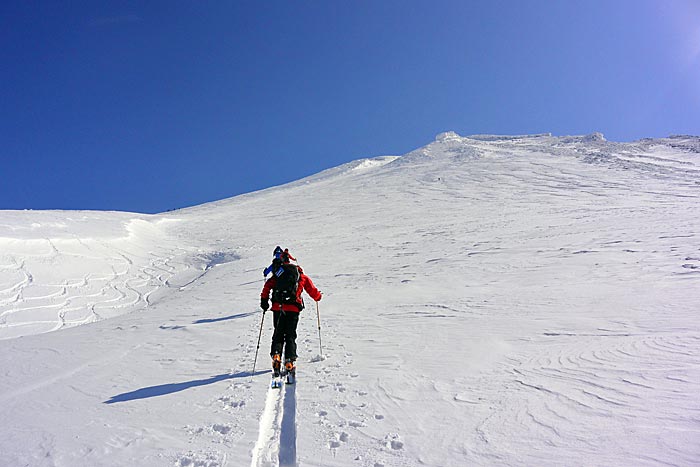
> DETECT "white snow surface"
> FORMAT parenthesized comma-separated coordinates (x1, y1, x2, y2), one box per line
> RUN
(1, 132, 699, 467)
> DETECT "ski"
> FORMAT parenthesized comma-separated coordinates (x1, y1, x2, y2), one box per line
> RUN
(271, 368, 283, 388)
(285, 370, 296, 385)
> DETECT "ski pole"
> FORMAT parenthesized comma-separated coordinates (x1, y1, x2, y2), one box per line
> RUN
(251, 309, 266, 378)
(316, 301, 323, 357)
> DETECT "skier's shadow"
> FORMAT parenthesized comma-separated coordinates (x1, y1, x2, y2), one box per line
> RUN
(104, 370, 268, 404)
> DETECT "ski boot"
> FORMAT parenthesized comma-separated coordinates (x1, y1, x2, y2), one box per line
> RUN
(284, 358, 296, 385)
(271, 354, 283, 388)
(272, 354, 282, 377)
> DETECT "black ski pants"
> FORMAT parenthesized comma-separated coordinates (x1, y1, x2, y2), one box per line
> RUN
(270, 310, 300, 361)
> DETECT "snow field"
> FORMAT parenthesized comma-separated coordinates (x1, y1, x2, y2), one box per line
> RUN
(1, 132, 699, 466)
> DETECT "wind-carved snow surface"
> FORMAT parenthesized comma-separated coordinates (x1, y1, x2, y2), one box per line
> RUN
(1, 132, 699, 467)
(0, 213, 240, 340)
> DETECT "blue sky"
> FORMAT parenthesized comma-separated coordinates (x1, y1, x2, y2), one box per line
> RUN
(2, 1, 699, 213)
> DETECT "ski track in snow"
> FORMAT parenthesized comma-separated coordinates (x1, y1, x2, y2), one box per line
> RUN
(1, 132, 700, 466)
(250, 382, 297, 467)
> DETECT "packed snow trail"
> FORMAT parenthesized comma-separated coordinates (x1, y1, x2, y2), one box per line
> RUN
(251, 377, 297, 467)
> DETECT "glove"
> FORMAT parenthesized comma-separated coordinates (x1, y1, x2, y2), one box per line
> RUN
(316, 292, 322, 302)
(260, 298, 269, 311)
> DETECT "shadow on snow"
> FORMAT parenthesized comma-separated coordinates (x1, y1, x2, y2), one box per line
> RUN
(192, 311, 259, 324)
(104, 370, 269, 404)
(279, 382, 297, 467)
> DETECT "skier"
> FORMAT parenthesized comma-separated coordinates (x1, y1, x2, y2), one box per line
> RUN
(260, 248, 322, 379)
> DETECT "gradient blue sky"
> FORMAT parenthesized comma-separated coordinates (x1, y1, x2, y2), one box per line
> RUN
(2, 1, 699, 213)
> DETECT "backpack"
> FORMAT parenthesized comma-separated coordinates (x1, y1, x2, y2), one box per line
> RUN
(271, 261, 303, 310)
(263, 247, 296, 277)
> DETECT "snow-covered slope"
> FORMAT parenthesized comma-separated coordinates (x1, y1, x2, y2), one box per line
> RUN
(1, 132, 699, 467)
(0, 212, 233, 340)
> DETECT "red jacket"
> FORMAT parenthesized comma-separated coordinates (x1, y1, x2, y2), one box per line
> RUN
(261, 269, 322, 312)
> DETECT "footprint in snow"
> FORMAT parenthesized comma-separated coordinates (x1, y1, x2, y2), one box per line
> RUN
(218, 395, 246, 410)
(186, 423, 237, 439)
(329, 439, 341, 449)
(383, 433, 404, 450)
(175, 449, 223, 467)
(329, 431, 350, 449)
(211, 424, 232, 435)
(333, 382, 346, 392)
